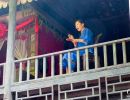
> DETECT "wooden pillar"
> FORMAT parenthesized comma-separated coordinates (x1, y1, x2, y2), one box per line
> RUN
(4, 0, 16, 100)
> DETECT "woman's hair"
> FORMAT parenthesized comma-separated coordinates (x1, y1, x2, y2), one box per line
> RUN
(75, 19, 86, 27)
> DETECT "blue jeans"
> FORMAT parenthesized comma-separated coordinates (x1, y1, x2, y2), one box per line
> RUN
(62, 49, 94, 71)
(62, 51, 77, 71)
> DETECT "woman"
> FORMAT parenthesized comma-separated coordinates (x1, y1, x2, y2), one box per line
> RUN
(62, 19, 94, 72)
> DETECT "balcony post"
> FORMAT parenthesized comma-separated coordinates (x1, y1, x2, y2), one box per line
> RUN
(4, 0, 16, 100)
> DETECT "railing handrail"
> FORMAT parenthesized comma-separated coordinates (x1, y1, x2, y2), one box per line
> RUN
(0, 63, 5, 66)
(0, 37, 129, 63)
(13, 37, 130, 63)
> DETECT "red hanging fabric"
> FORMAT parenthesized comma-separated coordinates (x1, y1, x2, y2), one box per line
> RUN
(16, 17, 34, 31)
(0, 23, 7, 38)
(34, 16, 39, 55)
(34, 16, 39, 34)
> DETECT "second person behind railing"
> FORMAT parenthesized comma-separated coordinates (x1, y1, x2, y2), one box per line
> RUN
(62, 19, 94, 73)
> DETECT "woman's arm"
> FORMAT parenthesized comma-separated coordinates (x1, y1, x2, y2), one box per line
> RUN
(66, 34, 86, 47)
(73, 39, 84, 43)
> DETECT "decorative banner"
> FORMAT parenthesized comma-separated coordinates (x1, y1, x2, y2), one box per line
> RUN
(0, 0, 34, 9)
(0, 1, 8, 9)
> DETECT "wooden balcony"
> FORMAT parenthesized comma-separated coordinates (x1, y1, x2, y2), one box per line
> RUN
(0, 37, 130, 100)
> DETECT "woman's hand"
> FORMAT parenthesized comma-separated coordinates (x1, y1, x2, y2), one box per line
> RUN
(66, 34, 77, 47)
(68, 34, 74, 40)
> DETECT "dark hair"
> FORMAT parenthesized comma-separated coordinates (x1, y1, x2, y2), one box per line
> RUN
(75, 19, 86, 27)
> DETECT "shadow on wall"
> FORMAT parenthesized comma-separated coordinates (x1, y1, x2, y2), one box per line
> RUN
(38, 25, 64, 55)
(38, 25, 64, 75)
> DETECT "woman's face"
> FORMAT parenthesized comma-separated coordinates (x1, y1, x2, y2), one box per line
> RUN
(75, 21, 84, 32)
